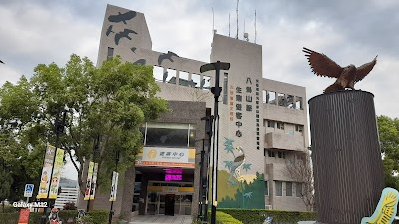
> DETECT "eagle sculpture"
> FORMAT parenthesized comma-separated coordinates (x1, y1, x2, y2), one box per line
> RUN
(303, 47, 377, 93)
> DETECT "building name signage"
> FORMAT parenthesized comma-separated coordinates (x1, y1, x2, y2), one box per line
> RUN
(162, 186, 179, 193)
(255, 79, 260, 150)
(135, 147, 194, 168)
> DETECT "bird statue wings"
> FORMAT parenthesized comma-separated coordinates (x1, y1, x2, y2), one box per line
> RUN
(361, 187, 399, 224)
(303, 47, 377, 93)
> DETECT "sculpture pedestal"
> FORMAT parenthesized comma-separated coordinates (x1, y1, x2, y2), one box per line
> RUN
(309, 90, 384, 224)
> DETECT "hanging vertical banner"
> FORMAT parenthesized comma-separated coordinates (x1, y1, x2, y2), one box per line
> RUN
(49, 148, 65, 199)
(18, 209, 30, 224)
(90, 163, 99, 200)
(109, 171, 119, 202)
(84, 162, 94, 201)
(37, 145, 56, 199)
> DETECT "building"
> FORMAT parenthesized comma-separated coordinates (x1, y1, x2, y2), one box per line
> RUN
(80, 4, 310, 217)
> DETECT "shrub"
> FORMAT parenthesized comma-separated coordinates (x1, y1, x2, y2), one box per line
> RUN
(216, 211, 243, 224)
(63, 202, 77, 210)
(218, 209, 316, 224)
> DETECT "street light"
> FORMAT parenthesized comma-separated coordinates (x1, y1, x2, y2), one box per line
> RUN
(200, 61, 230, 224)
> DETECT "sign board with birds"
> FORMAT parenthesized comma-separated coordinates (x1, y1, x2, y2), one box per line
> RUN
(361, 187, 399, 224)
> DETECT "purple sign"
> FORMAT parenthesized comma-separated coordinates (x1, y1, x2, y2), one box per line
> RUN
(165, 174, 182, 181)
(164, 168, 183, 174)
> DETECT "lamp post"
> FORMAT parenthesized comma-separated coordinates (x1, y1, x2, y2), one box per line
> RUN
(41, 108, 66, 224)
(87, 134, 100, 212)
(108, 150, 120, 224)
(200, 61, 230, 224)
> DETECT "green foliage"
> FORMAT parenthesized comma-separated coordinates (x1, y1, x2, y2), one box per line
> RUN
(377, 115, 399, 190)
(0, 212, 19, 224)
(218, 209, 316, 224)
(63, 202, 77, 210)
(0, 168, 12, 203)
(0, 54, 168, 197)
(0, 205, 18, 213)
(216, 211, 243, 224)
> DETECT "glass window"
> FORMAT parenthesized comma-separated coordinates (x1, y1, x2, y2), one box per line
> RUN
(191, 73, 201, 88)
(189, 125, 196, 147)
(295, 96, 303, 110)
(263, 90, 267, 103)
(153, 66, 164, 82)
(107, 47, 114, 60)
(165, 69, 177, 84)
(286, 95, 294, 108)
(295, 125, 304, 133)
(201, 76, 211, 89)
(267, 91, 276, 104)
(278, 151, 286, 159)
(267, 120, 275, 128)
(286, 182, 293, 196)
(179, 71, 190, 87)
(146, 123, 189, 148)
(265, 181, 269, 196)
(277, 122, 284, 130)
(296, 183, 302, 197)
(278, 93, 286, 107)
(268, 150, 275, 157)
(275, 181, 282, 196)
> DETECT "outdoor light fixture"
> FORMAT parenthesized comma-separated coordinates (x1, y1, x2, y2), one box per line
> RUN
(200, 61, 230, 224)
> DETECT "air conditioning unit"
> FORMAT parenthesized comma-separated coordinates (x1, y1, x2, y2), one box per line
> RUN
(265, 205, 272, 210)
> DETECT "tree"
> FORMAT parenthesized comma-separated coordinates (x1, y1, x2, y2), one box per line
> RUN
(377, 115, 399, 190)
(0, 54, 168, 202)
(284, 151, 315, 211)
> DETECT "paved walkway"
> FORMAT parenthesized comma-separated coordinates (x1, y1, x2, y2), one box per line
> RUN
(130, 215, 192, 224)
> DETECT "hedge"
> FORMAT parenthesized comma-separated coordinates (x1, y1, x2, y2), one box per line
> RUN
(0, 209, 109, 224)
(218, 209, 316, 224)
(216, 211, 243, 224)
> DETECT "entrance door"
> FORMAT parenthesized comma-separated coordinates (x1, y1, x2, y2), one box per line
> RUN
(164, 194, 175, 216)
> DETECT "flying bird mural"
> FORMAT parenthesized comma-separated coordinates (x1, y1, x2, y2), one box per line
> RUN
(227, 146, 246, 185)
(106, 25, 114, 36)
(163, 71, 168, 83)
(133, 59, 146, 65)
(108, 11, 137, 24)
(158, 51, 179, 65)
(0, 60, 4, 64)
(130, 47, 137, 53)
(303, 47, 377, 93)
(114, 29, 137, 45)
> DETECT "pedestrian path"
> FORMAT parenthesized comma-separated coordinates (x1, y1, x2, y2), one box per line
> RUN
(130, 215, 192, 224)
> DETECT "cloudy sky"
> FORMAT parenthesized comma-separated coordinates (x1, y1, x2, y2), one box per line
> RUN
(1, 1, 398, 178)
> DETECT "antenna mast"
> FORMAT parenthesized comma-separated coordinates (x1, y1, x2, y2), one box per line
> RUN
(212, 7, 214, 34)
(236, 0, 239, 39)
(229, 13, 231, 37)
(255, 10, 257, 43)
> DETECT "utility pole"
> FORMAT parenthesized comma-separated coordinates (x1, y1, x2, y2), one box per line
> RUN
(200, 61, 230, 224)
(108, 150, 120, 224)
(87, 134, 100, 212)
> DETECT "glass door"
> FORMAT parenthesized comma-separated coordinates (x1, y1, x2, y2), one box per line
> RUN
(159, 194, 165, 214)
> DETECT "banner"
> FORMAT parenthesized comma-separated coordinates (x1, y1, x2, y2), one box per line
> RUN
(109, 171, 119, 202)
(90, 163, 98, 200)
(49, 148, 64, 199)
(37, 145, 56, 199)
(18, 209, 30, 224)
(84, 161, 94, 200)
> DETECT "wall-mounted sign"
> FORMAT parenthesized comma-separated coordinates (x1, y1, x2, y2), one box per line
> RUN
(135, 147, 195, 168)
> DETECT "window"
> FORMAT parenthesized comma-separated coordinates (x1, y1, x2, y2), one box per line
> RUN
(262, 90, 267, 103)
(201, 75, 211, 89)
(296, 183, 302, 197)
(223, 73, 228, 104)
(295, 125, 304, 133)
(277, 151, 286, 159)
(179, 71, 190, 86)
(278, 93, 286, 106)
(268, 150, 275, 157)
(191, 73, 201, 88)
(286, 95, 294, 108)
(277, 122, 284, 130)
(267, 120, 275, 128)
(265, 181, 269, 196)
(144, 123, 196, 148)
(165, 69, 177, 84)
(107, 47, 114, 59)
(153, 66, 164, 82)
(295, 96, 303, 110)
(286, 182, 293, 196)
(267, 91, 276, 104)
(275, 181, 282, 196)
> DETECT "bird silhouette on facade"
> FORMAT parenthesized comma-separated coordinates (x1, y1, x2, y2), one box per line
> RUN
(303, 47, 377, 93)
(200, 79, 206, 88)
(163, 71, 168, 83)
(130, 47, 137, 53)
(133, 59, 146, 65)
(228, 146, 245, 185)
(108, 11, 137, 24)
(361, 187, 399, 224)
(114, 29, 137, 45)
(0, 60, 4, 64)
(106, 25, 114, 36)
(157, 51, 179, 65)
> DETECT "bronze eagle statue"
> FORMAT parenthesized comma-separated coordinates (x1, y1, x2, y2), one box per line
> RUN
(303, 47, 377, 93)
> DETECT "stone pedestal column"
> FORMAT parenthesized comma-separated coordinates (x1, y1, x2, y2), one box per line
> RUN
(309, 90, 384, 224)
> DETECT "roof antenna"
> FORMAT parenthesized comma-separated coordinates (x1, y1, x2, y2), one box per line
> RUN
(229, 13, 231, 37)
(255, 10, 257, 43)
(212, 7, 215, 34)
(236, 0, 239, 39)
